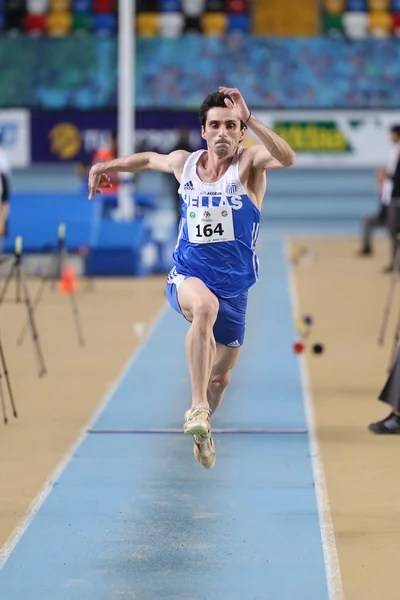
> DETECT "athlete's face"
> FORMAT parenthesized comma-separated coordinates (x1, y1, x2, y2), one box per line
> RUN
(202, 107, 246, 158)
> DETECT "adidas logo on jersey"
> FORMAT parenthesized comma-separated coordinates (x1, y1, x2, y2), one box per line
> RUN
(183, 180, 194, 190)
(227, 340, 241, 348)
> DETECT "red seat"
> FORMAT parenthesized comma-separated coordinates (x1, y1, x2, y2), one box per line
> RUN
(24, 13, 46, 35)
(226, 0, 248, 14)
(393, 13, 400, 35)
(93, 0, 115, 13)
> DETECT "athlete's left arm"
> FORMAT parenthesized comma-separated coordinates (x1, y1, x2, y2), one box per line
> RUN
(246, 114, 297, 171)
(219, 86, 296, 170)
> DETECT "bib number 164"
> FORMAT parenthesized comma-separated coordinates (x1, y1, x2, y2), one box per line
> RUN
(195, 223, 224, 238)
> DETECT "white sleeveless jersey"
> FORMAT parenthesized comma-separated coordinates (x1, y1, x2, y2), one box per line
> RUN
(172, 147, 261, 298)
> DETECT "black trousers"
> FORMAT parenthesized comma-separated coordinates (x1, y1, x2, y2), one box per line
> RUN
(388, 202, 400, 266)
(379, 347, 400, 411)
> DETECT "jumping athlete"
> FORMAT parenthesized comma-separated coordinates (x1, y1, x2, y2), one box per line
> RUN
(88, 87, 296, 469)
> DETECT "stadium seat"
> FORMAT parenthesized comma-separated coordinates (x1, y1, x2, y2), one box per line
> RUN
(24, 12, 46, 33)
(202, 11, 227, 34)
(0, 13, 4, 29)
(159, 12, 184, 35)
(393, 12, 400, 34)
(159, 0, 181, 11)
(93, 0, 115, 13)
(4, 9, 25, 32)
(46, 10, 72, 34)
(393, 0, 400, 12)
(27, 0, 49, 13)
(227, 13, 250, 32)
(345, 0, 367, 10)
(343, 11, 368, 36)
(71, 0, 91, 11)
(184, 15, 202, 32)
(205, 0, 225, 11)
(72, 11, 91, 32)
(369, 9, 392, 35)
(181, 0, 205, 17)
(4, 0, 26, 9)
(324, 0, 345, 13)
(92, 12, 117, 34)
(368, 0, 389, 9)
(137, 0, 159, 12)
(136, 12, 159, 35)
(323, 12, 345, 34)
(49, 0, 71, 11)
(226, 0, 248, 13)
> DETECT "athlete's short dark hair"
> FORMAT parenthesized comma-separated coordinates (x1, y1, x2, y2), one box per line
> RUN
(199, 92, 247, 130)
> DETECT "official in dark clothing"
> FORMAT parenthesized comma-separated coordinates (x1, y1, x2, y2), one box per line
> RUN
(369, 347, 400, 434)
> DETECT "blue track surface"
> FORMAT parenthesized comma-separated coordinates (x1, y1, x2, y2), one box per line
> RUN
(0, 236, 331, 600)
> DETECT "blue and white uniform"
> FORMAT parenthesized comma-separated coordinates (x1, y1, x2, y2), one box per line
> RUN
(166, 147, 261, 347)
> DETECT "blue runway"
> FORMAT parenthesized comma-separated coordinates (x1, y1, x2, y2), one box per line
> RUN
(0, 236, 336, 600)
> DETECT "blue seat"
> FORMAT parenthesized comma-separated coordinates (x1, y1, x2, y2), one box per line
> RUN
(159, 0, 181, 11)
(227, 14, 249, 33)
(392, 0, 400, 11)
(345, 0, 367, 11)
(71, 0, 92, 12)
(92, 13, 117, 35)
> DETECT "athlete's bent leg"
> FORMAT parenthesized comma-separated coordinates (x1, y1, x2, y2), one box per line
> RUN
(177, 277, 219, 411)
(208, 344, 241, 415)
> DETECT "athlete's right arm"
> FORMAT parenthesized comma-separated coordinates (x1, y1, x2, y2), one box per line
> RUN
(88, 150, 189, 200)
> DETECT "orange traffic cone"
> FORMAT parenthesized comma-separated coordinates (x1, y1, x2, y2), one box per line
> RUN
(59, 264, 78, 294)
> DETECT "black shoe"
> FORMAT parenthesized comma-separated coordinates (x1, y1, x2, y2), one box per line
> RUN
(369, 412, 400, 434)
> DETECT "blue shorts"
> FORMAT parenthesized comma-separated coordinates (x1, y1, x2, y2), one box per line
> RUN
(165, 268, 248, 347)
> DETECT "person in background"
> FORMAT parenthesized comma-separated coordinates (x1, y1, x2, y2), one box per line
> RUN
(356, 126, 400, 259)
(0, 133, 11, 247)
(369, 346, 400, 434)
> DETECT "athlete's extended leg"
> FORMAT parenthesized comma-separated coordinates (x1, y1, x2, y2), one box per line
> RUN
(177, 277, 219, 435)
(207, 344, 241, 416)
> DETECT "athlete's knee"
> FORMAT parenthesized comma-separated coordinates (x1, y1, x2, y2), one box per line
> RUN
(192, 295, 219, 327)
(209, 371, 230, 394)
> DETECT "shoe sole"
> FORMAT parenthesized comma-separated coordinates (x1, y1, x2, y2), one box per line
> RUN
(184, 423, 209, 436)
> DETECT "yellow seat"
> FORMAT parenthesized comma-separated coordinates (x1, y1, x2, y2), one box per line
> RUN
(323, 0, 345, 14)
(368, 0, 389, 10)
(369, 10, 392, 36)
(202, 12, 227, 35)
(136, 12, 159, 36)
(49, 0, 71, 11)
(46, 11, 72, 36)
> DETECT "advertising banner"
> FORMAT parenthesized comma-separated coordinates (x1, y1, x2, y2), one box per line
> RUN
(250, 110, 400, 168)
(31, 111, 202, 163)
(0, 110, 30, 168)
(31, 109, 400, 168)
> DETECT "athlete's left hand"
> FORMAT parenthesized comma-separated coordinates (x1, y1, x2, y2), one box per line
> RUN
(219, 87, 251, 124)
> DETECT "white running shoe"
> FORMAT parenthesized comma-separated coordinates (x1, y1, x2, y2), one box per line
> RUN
(184, 408, 216, 469)
(193, 434, 216, 469)
(183, 406, 210, 436)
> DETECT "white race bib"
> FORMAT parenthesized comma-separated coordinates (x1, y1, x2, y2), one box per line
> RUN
(187, 206, 235, 244)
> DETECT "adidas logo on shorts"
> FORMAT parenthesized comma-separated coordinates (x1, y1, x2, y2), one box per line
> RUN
(227, 340, 241, 348)
(183, 180, 194, 190)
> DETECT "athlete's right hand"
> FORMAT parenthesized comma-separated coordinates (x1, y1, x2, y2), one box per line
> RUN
(88, 164, 112, 200)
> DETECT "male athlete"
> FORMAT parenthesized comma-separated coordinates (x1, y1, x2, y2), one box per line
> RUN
(88, 87, 296, 469)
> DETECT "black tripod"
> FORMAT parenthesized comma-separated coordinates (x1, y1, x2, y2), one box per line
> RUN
(0, 236, 47, 377)
(17, 224, 85, 348)
(0, 333, 17, 425)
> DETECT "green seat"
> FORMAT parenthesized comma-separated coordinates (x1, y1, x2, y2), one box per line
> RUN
(323, 13, 345, 36)
(72, 13, 92, 34)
